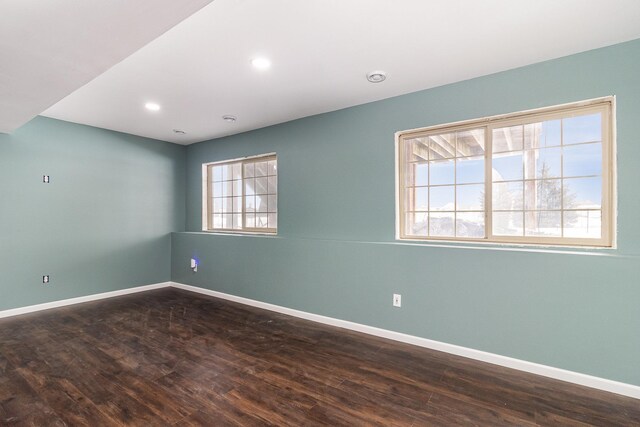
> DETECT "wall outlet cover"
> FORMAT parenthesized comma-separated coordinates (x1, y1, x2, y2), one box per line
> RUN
(393, 293, 401, 307)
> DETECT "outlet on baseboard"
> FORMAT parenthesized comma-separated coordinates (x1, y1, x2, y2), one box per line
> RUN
(393, 293, 401, 307)
(43, 275, 50, 284)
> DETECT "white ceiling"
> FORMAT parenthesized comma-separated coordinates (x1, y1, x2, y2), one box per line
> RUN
(27, 1, 640, 144)
(0, 0, 213, 134)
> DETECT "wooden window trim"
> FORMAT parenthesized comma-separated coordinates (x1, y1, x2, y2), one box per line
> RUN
(203, 153, 277, 234)
(396, 97, 615, 248)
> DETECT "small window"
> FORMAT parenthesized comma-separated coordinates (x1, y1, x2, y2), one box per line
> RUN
(397, 98, 614, 247)
(203, 154, 277, 233)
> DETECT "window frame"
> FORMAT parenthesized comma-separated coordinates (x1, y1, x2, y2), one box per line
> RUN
(395, 97, 615, 248)
(202, 152, 277, 234)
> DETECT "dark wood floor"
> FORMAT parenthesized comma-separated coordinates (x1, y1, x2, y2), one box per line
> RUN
(0, 288, 638, 426)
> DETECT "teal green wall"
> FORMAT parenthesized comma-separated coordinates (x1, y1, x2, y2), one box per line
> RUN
(0, 116, 186, 310)
(173, 39, 640, 386)
(2, 40, 638, 387)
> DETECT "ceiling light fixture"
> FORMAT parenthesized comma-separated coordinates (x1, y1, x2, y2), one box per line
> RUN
(222, 115, 237, 123)
(145, 102, 161, 111)
(173, 129, 186, 135)
(251, 57, 271, 70)
(366, 71, 387, 83)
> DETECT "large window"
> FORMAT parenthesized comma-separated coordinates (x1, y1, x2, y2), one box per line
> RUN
(203, 154, 277, 233)
(397, 98, 614, 247)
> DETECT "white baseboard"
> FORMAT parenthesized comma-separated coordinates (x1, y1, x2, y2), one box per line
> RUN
(170, 281, 640, 400)
(0, 282, 171, 319)
(2, 280, 638, 399)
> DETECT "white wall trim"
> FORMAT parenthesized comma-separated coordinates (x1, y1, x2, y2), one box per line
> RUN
(170, 281, 640, 400)
(2, 280, 638, 399)
(0, 282, 171, 319)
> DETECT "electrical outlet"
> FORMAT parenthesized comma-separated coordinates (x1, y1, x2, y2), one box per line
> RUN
(393, 293, 401, 307)
(190, 258, 198, 272)
(43, 175, 50, 183)
(43, 275, 50, 284)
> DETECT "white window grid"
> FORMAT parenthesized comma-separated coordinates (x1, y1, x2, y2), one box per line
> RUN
(205, 154, 277, 233)
(397, 98, 614, 247)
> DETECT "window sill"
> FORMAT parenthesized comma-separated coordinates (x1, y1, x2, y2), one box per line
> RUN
(198, 230, 278, 237)
(395, 236, 616, 255)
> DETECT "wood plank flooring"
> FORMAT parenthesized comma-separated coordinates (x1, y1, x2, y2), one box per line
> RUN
(0, 288, 638, 426)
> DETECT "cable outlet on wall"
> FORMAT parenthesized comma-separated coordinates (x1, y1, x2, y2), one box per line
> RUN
(393, 293, 401, 307)
(43, 275, 50, 284)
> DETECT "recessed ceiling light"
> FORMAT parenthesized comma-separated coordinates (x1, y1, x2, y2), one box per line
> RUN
(145, 102, 161, 111)
(173, 129, 186, 135)
(251, 57, 271, 70)
(366, 71, 387, 83)
(222, 115, 237, 123)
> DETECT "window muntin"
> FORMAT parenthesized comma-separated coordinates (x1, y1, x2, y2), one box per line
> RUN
(491, 114, 603, 239)
(205, 154, 277, 233)
(398, 99, 613, 247)
(402, 129, 486, 239)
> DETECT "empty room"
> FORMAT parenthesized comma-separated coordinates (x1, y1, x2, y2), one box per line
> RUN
(1, 0, 640, 425)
